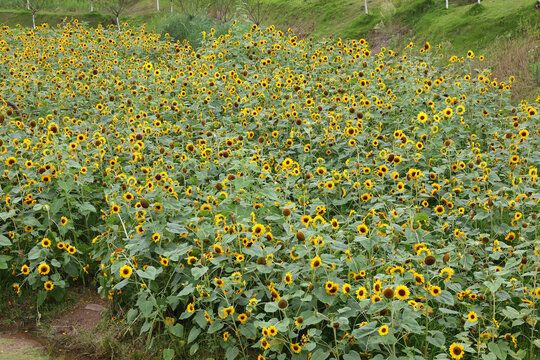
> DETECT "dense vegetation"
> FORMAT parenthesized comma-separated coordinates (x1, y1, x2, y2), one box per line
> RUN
(1, 20, 539, 359)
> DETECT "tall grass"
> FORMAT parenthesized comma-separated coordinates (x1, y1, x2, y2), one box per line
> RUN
(0, 0, 90, 12)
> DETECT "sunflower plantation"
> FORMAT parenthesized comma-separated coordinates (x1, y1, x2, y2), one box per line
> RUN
(0, 20, 539, 360)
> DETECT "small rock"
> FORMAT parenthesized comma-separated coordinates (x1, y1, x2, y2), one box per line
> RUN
(84, 304, 105, 312)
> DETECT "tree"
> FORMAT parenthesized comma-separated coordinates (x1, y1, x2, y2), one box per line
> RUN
(90, 0, 94, 11)
(156, 0, 160, 11)
(99, 0, 136, 30)
(242, 0, 265, 26)
(24, 0, 44, 29)
(211, 0, 236, 21)
(177, 0, 206, 20)
(364, 0, 368, 14)
(446, 0, 448, 9)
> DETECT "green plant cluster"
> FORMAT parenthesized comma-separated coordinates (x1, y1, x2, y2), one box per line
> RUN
(0, 21, 539, 360)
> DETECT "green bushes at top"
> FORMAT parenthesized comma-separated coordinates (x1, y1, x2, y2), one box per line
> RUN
(158, 13, 230, 48)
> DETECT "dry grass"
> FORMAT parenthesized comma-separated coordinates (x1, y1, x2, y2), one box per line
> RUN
(481, 32, 539, 103)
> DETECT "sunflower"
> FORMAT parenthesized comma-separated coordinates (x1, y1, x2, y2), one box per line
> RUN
(44, 281, 54, 291)
(449, 343, 464, 360)
(356, 286, 368, 300)
(238, 313, 248, 324)
(417, 112, 428, 123)
(284, 272, 293, 284)
(252, 224, 266, 236)
(67, 245, 76, 255)
(21, 264, 30, 275)
(310, 255, 322, 269)
(60, 217, 68, 226)
(443, 107, 453, 117)
(325, 180, 335, 190)
(119, 265, 132, 278)
(301, 215, 312, 227)
(430, 285, 441, 297)
(468, 311, 478, 323)
(5, 157, 17, 166)
(394, 285, 410, 300)
(41, 238, 51, 248)
(291, 343, 301, 354)
(38, 263, 50, 275)
(357, 223, 368, 235)
(378, 325, 389, 336)
(434, 205, 445, 215)
(160, 257, 169, 267)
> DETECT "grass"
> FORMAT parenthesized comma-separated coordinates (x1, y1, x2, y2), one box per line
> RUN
(0, 9, 115, 28)
(0, 338, 49, 360)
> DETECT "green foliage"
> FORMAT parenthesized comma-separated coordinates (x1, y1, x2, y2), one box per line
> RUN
(465, 3, 485, 16)
(0, 21, 539, 360)
(158, 13, 229, 47)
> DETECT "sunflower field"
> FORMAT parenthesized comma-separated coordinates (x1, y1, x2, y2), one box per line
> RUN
(0, 20, 539, 360)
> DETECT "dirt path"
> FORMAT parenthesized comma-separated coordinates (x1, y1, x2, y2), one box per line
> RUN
(0, 287, 107, 360)
(0, 332, 49, 360)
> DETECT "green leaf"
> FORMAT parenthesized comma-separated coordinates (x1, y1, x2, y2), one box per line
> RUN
(414, 212, 429, 223)
(239, 323, 257, 339)
(0, 255, 12, 269)
(0, 235, 11, 246)
(208, 320, 224, 334)
(78, 202, 96, 215)
(136, 266, 161, 280)
(127, 308, 138, 322)
(488, 342, 507, 360)
(37, 291, 47, 306)
(0, 210, 16, 220)
(189, 343, 199, 355)
(435, 290, 455, 306)
(166, 223, 187, 234)
(188, 327, 201, 344)
(163, 349, 175, 360)
(343, 351, 362, 360)
(351, 321, 378, 339)
(484, 278, 503, 293)
(191, 266, 208, 279)
(138, 299, 154, 318)
(502, 306, 520, 319)
(310, 349, 330, 360)
(225, 346, 240, 360)
(58, 179, 74, 192)
(169, 323, 184, 338)
(264, 302, 279, 313)
(427, 331, 445, 348)
(178, 283, 194, 296)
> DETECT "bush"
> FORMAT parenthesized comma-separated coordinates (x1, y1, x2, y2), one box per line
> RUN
(159, 13, 229, 48)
